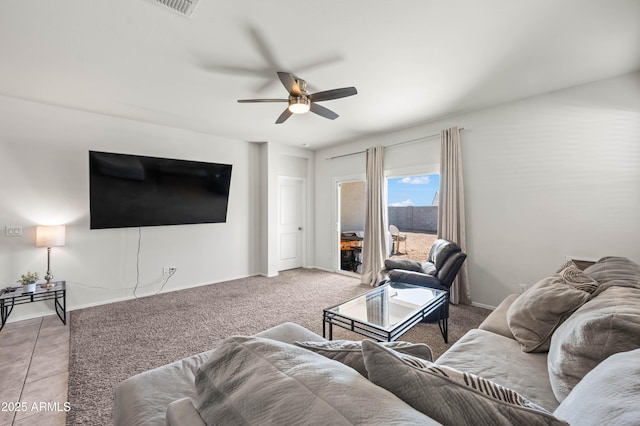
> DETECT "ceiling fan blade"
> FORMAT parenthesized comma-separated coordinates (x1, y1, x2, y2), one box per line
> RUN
(275, 108, 293, 124)
(277, 72, 301, 96)
(249, 27, 280, 67)
(310, 103, 339, 120)
(309, 87, 357, 102)
(237, 99, 287, 103)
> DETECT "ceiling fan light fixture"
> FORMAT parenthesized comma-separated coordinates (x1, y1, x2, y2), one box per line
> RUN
(288, 97, 310, 114)
(237, 72, 357, 123)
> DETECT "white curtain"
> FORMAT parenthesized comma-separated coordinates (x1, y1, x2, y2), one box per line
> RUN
(361, 146, 389, 287)
(438, 127, 471, 304)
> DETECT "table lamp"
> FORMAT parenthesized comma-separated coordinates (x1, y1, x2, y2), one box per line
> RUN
(36, 225, 66, 286)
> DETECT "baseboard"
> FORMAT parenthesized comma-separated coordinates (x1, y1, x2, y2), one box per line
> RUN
(336, 270, 361, 279)
(471, 301, 497, 311)
(6, 273, 261, 323)
(69, 294, 138, 312)
(309, 266, 334, 273)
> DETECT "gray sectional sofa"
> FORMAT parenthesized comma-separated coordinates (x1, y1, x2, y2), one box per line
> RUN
(113, 256, 640, 425)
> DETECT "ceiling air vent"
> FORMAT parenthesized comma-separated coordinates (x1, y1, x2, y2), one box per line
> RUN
(148, 0, 200, 17)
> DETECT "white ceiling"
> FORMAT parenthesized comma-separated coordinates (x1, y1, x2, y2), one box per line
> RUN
(1, 0, 639, 149)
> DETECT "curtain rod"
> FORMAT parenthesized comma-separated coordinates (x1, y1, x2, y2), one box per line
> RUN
(327, 127, 465, 160)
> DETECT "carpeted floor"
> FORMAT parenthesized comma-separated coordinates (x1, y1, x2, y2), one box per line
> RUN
(68, 268, 490, 425)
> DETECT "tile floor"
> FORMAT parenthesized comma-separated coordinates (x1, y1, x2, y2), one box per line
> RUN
(0, 315, 69, 426)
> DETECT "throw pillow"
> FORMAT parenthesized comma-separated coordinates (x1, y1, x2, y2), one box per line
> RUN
(361, 341, 567, 426)
(294, 339, 433, 377)
(555, 259, 577, 273)
(507, 274, 591, 352)
(555, 260, 599, 293)
(195, 336, 435, 425)
(553, 348, 640, 425)
(558, 264, 599, 293)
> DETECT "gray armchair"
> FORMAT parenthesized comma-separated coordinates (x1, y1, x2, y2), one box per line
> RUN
(382, 239, 467, 342)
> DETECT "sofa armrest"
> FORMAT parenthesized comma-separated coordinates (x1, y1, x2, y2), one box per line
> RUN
(166, 398, 205, 426)
(384, 258, 424, 272)
(478, 294, 519, 340)
(388, 269, 445, 291)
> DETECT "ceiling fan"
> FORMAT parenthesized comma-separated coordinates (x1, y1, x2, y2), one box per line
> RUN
(237, 72, 357, 124)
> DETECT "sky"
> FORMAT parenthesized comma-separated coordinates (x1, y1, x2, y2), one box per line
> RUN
(387, 174, 440, 207)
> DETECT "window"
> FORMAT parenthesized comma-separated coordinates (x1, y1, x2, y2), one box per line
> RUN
(387, 173, 439, 260)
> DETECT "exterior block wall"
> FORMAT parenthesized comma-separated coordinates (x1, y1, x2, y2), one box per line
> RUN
(388, 206, 438, 233)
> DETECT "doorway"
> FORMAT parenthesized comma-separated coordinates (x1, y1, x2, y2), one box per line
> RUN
(336, 178, 366, 274)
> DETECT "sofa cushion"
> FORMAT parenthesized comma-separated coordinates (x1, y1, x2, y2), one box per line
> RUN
(547, 285, 640, 401)
(553, 348, 640, 425)
(362, 341, 567, 426)
(478, 294, 518, 339)
(294, 340, 433, 377)
(435, 329, 559, 411)
(195, 336, 436, 425)
(507, 273, 591, 353)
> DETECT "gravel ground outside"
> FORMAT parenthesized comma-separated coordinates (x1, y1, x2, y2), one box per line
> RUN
(390, 231, 437, 261)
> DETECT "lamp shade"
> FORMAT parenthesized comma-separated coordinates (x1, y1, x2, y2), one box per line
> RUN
(36, 225, 66, 247)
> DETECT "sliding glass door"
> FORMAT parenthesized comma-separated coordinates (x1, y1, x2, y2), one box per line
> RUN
(336, 179, 365, 274)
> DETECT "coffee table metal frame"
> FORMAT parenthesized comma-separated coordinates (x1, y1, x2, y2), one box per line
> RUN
(0, 281, 66, 331)
(323, 282, 448, 342)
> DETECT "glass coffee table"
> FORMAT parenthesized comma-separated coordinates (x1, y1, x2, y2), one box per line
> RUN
(323, 281, 448, 343)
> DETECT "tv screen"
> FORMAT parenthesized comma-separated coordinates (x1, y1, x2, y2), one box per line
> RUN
(89, 151, 232, 229)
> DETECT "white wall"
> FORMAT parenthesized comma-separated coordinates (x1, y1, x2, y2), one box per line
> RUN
(315, 71, 640, 308)
(0, 95, 258, 321)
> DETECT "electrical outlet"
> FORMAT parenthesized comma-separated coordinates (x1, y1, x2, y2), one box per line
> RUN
(518, 283, 527, 294)
(163, 267, 177, 275)
(5, 226, 22, 237)
(169, 267, 177, 274)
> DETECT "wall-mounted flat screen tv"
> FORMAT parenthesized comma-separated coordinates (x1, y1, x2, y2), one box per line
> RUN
(89, 151, 232, 229)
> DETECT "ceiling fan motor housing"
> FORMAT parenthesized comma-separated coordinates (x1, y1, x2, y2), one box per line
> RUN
(295, 79, 308, 94)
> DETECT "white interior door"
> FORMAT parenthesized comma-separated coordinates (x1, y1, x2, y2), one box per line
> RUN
(278, 177, 304, 271)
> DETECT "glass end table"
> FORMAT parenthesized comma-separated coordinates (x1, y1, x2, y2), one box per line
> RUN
(0, 281, 66, 331)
